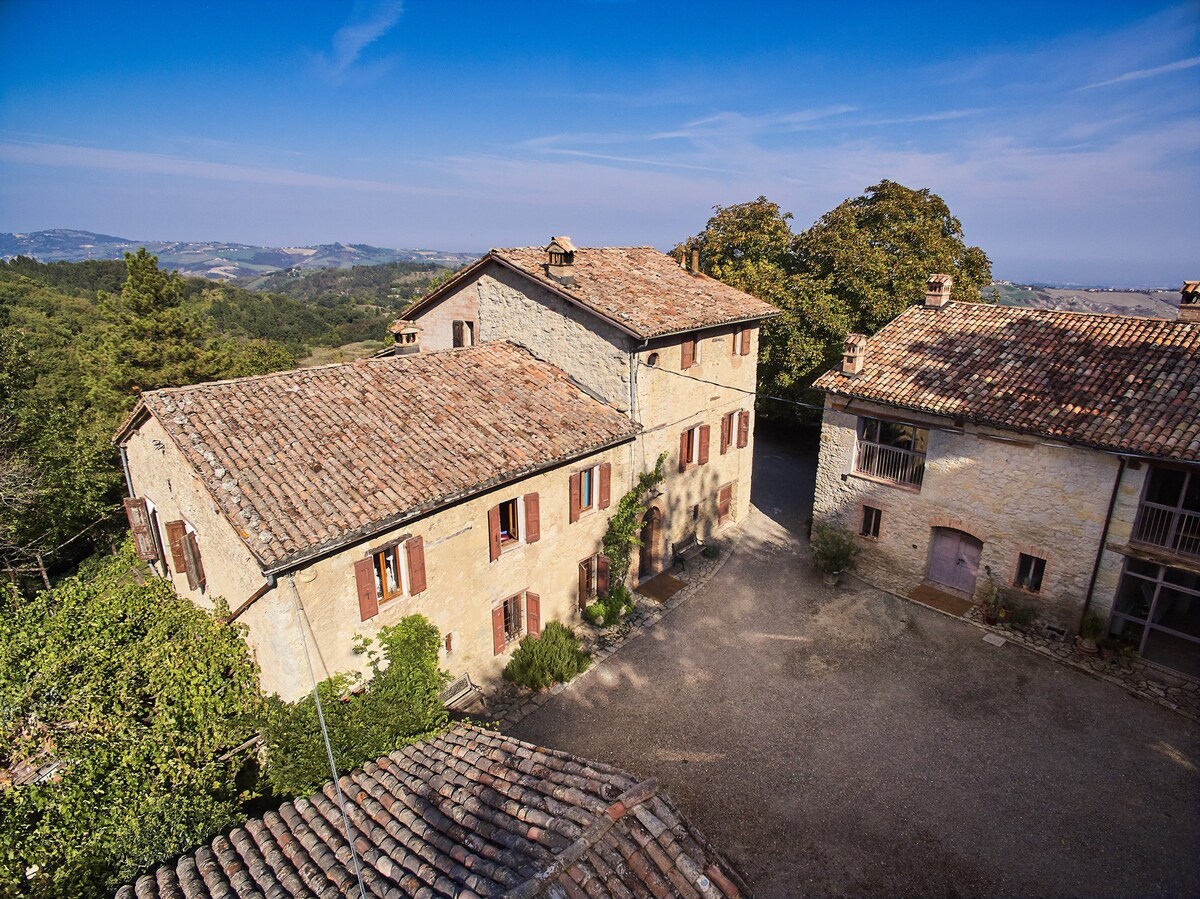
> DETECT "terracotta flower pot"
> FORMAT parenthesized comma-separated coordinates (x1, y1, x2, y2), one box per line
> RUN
(1075, 636, 1099, 657)
(822, 571, 841, 587)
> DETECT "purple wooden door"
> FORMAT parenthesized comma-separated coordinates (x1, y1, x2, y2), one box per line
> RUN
(929, 528, 983, 594)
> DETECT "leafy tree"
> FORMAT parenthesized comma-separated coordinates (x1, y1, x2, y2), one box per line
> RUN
(260, 614, 448, 797)
(0, 544, 262, 897)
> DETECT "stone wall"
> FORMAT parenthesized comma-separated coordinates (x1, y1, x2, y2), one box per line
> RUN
(410, 280, 481, 352)
(813, 397, 1144, 630)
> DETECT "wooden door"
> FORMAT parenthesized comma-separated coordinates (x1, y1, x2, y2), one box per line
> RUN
(639, 508, 660, 579)
(928, 528, 983, 594)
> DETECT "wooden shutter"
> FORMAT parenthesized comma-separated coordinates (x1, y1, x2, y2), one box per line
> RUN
(598, 463, 611, 509)
(679, 430, 690, 472)
(568, 472, 582, 523)
(182, 532, 206, 591)
(698, 425, 711, 465)
(405, 536, 427, 595)
(165, 519, 188, 571)
(597, 556, 610, 596)
(526, 592, 540, 638)
(579, 560, 591, 610)
(524, 493, 540, 543)
(681, 338, 694, 370)
(492, 605, 506, 655)
(720, 415, 730, 455)
(354, 557, 379, 621)
(123, 497, 160, 562)
(738, 410, 751, 448)
(718, 485, 732, 523)
(488, 505, 502, 561)
(740, 327, 751, 356)
(452, 320, 464, 347)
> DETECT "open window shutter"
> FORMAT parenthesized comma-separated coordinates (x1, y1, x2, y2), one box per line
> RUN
(568, 472, 582, 523)
(679, 430, 689, 473)
(681, 339, 694, 370)
(354, 557, 379, 621)
(720, 416, 730, 455)
(524, 493, 540, 543)
(123, 497, 160, 562)
(405, 536, 427, 595)
(488, 505, 502, 561)
(526, 592, 540, 637)
(165, 519, 188, 571)
(597, 556, 611, 596)
(492, 605, 506, 655)
(579, 560, 590, 610)
(740, 327, 751, 356)
(698, 425, 711, 465)
(718, 485, 732, 522)
(182, 532, 206, 590)
(599, 463, 611, 509)
(738, 410, 751, 448)
(452, 320, 464, 347)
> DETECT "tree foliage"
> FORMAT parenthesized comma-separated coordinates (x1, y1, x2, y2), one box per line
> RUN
(260, 615, 448, 798)
(0, 543, 262, 897)
(602, 453, 667, 585)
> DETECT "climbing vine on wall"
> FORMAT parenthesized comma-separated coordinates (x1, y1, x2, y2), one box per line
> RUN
(602, 452, 667, 584)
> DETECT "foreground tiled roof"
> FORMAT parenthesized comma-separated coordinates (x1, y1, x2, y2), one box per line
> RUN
(122, 343, 640, 572)
(413, 246, 778, 340)
(117, 726, 744, 899)
(814, 303, 1200, 461)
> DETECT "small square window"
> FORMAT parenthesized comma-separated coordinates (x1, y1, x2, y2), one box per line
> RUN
(1015, 553, 1046, 593)
(499, 497, 520, 543)
(372, 542, 410, 602)
(502, 593, 523, 641)
(860, 506, 882, 539)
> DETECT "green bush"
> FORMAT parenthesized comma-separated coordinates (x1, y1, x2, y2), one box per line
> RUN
(583, 583, 636, 628)
(810, 523, 859, 574)
(260, 615, 448, 797)
(503, 622, 591, 691)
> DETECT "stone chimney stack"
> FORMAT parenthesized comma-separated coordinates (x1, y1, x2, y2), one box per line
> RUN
(1180, 280, 1200, 323)
(924, 273, 953, 308)
(388, 319, 422, 355)
(546, 236, 577, 287)
(690, 248, 701, 274)
(842, 333, 868, 375)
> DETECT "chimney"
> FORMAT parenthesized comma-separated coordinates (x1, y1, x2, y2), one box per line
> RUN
(924, 273, 953, 308)
(842, 333, 868, 375)
(546, 236, 577, 286)
(690, 248, 701, 274)
(388, 319, 422, 355)
(1180, 280, 1200, 323)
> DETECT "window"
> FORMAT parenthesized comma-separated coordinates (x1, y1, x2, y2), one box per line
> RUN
(452, 319, 475, 347)
(123, 496, 165, 564)
(721, 412, 735, 454)
(578, 554, 611, 609)
(166, 519, 207, 591)
(678, 424, 710, 472)
(854, 416, 928, 487)
(488, 493, 540, 560)
(581, 467, 595, 511)
(1015, 553, 1045, 593)
(681, 336, 701, 369)
(1132, 465, 1200, 559)
(860, 506, 882, 539)
(353, 535, 427, 621)
(492, 590, 541, 653)
(720, 410, 751, 454)
(733, 326, 751, 356)
(717, 483, 735, 525)
(569, 463, 611, 523)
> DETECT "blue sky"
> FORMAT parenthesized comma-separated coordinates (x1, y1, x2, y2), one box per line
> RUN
(1, 1, 1197, 286)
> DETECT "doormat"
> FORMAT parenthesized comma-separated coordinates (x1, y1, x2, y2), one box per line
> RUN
(908, 584, 974, 618)
(636, 572, 686, 604)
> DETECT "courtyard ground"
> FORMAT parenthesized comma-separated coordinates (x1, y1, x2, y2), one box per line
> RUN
(510, 427, 1200, 897)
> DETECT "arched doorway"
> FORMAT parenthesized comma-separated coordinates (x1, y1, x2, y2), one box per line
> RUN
(639, 507, 662, 580)
(927, 527, 983, 595)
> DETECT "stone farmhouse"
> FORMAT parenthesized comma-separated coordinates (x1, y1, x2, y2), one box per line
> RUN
(116, 239, 775, 700)
(812, 277, 1200, 678)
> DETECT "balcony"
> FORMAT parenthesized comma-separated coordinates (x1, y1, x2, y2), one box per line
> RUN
(854, 440, 926, 488)
(1131, 502, 1200, 560)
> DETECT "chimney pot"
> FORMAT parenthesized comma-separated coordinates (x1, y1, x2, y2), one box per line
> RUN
(690, 248, 701, 274)
(842, 333, 868, 375)
(1180, 280, 1200, 323)
(924, 273, 953, 308)
(546, 236, 577, 286)
(388, 319, 423, 355)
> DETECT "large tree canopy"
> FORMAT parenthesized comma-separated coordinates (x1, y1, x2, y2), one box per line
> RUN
(682, 183, 991, 414)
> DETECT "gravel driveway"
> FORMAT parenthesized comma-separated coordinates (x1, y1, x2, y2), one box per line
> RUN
(511, 428, 1200, 897)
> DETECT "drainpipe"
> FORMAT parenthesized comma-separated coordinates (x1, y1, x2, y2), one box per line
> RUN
(119, 444, 134, 496)
(1081, 456, 1127, 624)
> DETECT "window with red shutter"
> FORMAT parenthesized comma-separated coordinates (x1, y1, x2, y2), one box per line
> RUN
(681, 338, 695, 370)
(526, 592, 541, 637)
(569, 472, 582, 523)
(165, 520, 188, 571)
(182, 532, 206, 591)
(488, 505, 502, 561)
(524, 493, 540, 543)
(738, 410, 751, 448)
(679, 430, 690, 472)
(123, 497, 161, 562)
(740, 327, 751, 356)
(597, 555, 610, 595)
(405, 536, 427, 595)
(492, 605, 506, 654)
(354, 557, 380, 621)
(720, 413, 733, 455)
(598, 462, 611, 509)
(697, 425, 710, 465)
(718, 483, 734, 525)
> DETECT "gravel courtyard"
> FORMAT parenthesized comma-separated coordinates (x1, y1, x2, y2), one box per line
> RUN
(510, 429, 1200, 897)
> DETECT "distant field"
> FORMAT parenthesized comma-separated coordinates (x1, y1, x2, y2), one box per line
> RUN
(987, 283, 1180, 318)
(299, 339, 387, 367)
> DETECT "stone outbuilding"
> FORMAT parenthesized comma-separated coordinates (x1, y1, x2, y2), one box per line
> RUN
(812, 278, 1200, 678)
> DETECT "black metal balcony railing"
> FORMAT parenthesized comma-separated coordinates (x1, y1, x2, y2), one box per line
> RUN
(855, 441, 926, 488)
(1131, 502, 1200, 559)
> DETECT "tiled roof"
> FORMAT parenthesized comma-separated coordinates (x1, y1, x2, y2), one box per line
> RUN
(412, 246, 779, 340)
(814, 304, 1200, 461)
(116, 725, 744, 899)
(125, 342, 640, 572)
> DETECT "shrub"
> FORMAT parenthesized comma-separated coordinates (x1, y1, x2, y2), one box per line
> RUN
(584, 583, 636, 628)
(1080, 610, 1108, 641)
(810, 523, 859, 574)
(260, 615, 448, 797)
(503, 622, 591, 691)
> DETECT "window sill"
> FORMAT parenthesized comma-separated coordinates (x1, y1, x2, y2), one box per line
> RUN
(848, 471, 923, 493)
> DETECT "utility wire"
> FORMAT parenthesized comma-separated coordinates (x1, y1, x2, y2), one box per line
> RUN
(634, 358, 828, 411)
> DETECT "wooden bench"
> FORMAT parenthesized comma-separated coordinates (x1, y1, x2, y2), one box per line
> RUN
(673, 534, 705, 570)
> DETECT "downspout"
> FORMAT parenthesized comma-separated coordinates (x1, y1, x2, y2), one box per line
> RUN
(1081, 456, 1127, 623)
(118, 444, 134, 496)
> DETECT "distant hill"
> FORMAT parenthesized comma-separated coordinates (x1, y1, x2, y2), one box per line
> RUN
(235, 260, 449, 306)
(0, 229, 480, 280)
(986, 282, 1181, 319)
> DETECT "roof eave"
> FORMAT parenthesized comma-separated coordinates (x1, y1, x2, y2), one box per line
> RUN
(112, 399, 151, 446)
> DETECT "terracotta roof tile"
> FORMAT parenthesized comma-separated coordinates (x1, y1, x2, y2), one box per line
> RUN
(116, 726, 743, 899)
(130, 342, 640, 572)
(814, 304, 1200, 461)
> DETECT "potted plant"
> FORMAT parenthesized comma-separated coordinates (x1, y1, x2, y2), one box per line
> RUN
(981, 576, 1003, 625)
(811, 524, 859, 586)
(1075, 610, 1107, 656)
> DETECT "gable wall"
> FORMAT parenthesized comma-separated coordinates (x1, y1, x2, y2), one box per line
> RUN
(411, 280, 482, 352)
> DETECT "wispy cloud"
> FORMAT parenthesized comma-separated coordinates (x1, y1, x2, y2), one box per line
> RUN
(650, 106, 857, 141)
(1078, 55, 1200, 90)
(537, 148, 741, 175)
(315, 0, 404, 80)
